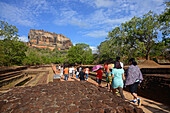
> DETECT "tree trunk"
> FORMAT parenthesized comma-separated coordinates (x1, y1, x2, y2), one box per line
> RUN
(146, 54, 150, 60)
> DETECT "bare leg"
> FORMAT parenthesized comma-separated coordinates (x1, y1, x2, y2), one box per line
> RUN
(107, 83, 110, 91)
(118, 87, 125, 100)
(112, 88, 117, 95)
(132, 93, 138, 99)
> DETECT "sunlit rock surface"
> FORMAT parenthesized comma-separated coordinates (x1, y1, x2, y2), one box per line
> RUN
(28, 29, 73, 50)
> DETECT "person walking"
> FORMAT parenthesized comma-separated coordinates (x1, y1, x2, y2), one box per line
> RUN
(69, 66, 73, 78)
(85, 67, 89, 81)
(76, 69, 79, 79)
(125, 58, 143, 106)
(116, 57, 123, 68)
(79, 66, 82, 72)
(79, 68, 86, 81)
(106, 69, 112, 91)
(64, 67, 69, 81)
(72, 66, 75, 77)
(60, 66, 64, 78)
(96, 68, 103, 87)
(104, 62, 108, 82)
(58, 65, 61, 72)
(111, 61, 125, 100)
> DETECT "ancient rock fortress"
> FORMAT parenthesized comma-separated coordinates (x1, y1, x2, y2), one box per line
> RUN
(28, 29, 73, 50)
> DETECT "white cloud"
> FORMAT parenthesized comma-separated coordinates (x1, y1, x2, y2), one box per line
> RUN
(80, 0, 114, 8)
(18, 36, 28, 42)
(90, 46, 98, 54)
(84, 30, 108, 38)
(0, 2, 36, 27)
(94, 0, 114, 8)
(0, 0, 166, 40)
(0, 0, 55, 27)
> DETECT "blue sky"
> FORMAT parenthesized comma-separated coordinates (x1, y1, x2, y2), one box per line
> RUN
(0, 0, 166, 52)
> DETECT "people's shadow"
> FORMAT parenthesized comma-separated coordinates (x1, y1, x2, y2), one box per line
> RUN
(143, 100, 170, 113)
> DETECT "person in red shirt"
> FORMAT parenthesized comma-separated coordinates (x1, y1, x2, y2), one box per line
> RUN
(96, 68, 103, 87)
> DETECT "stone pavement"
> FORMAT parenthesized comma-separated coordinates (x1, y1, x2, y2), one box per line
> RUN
(76, 76, 170, 113)
(52, 68, 170, 113)
(0, 81, 143, 113)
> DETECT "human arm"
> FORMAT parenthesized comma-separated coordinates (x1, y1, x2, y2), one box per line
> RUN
(122, 73, 125, 80)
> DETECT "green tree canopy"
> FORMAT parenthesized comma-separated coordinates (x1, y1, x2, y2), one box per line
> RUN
(67, 43, 93, 64)
(0, 21, 28, 66)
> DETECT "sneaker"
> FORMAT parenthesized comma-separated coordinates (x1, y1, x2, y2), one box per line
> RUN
(137, 99, 141, 106)
(130, 100, 137, 103)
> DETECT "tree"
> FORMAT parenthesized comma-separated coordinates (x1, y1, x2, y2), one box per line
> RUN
(159, 1, 170, 40)
(67, 43, 93, 64)
(0, 21, 28, 66)
(104, 11, 160, 61)
(158, 1, 170, 59)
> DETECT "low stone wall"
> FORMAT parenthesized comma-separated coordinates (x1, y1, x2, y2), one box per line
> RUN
(140, 68, 170, 74)
(137, 74, 170, 106)
(0, 66, 27, 74)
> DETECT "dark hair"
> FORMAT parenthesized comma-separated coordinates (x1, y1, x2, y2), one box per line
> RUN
(114, 61, 122, 69)
(129, 58, 137, 66)
(116, 56, 120, 61)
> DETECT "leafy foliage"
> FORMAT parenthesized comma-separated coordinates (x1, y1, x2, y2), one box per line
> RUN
(0, 21, 28, 66)
(98, 9, 169, 63)
(67, 43, 93, 64)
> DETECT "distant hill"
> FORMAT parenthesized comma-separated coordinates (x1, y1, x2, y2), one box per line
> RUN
(27, 29, 73, 50)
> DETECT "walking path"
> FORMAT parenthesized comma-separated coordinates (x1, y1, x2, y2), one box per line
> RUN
(61, 75, 170, 113)
(54, 68, 170, 113)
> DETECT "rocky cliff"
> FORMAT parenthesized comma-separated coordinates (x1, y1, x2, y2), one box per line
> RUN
(28, 29, 73, 50)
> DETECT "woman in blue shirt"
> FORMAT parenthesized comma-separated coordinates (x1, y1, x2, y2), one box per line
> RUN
(112, 61, 125, 100)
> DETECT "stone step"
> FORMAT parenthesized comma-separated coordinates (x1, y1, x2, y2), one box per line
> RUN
(37, 72, 49, 85)
(15, 77, 32, 87)
(0, 71, 22, 81)
(0, 66, 27, 75)
(0, 73, 26, 87)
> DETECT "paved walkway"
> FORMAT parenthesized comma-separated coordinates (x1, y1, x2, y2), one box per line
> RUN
(54, 69, 170, 113)
(76, 77, 170, 113)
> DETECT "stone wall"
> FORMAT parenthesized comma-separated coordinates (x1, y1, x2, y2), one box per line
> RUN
(28, 29, 73, 50)
(137, 74, 170, 106)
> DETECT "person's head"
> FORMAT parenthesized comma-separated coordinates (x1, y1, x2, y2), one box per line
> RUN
(129, 58, 137, 66)
(109, 69, 112, 73)
(116, 57, 120, 62)
(104, 61, 108, 65)
(114, 61, 122, 69)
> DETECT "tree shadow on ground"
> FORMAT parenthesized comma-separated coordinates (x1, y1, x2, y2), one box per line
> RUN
(143, 100, 170, 113)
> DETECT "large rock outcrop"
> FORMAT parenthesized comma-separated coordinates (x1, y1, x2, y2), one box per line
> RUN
(28, 29, 73, 50)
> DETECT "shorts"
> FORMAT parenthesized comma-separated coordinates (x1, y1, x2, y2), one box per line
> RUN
(106, 76, 112, 84)
(96, 79, 102, 84)
(129, 82, 139, 94)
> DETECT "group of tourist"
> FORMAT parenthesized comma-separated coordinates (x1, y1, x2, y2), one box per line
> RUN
(103, 57, 143, 106)
(58, 65, 89, 81)
(56, 56, 143, 106)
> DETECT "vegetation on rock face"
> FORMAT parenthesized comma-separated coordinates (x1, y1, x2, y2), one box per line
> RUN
(0, 21, 93, 66)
